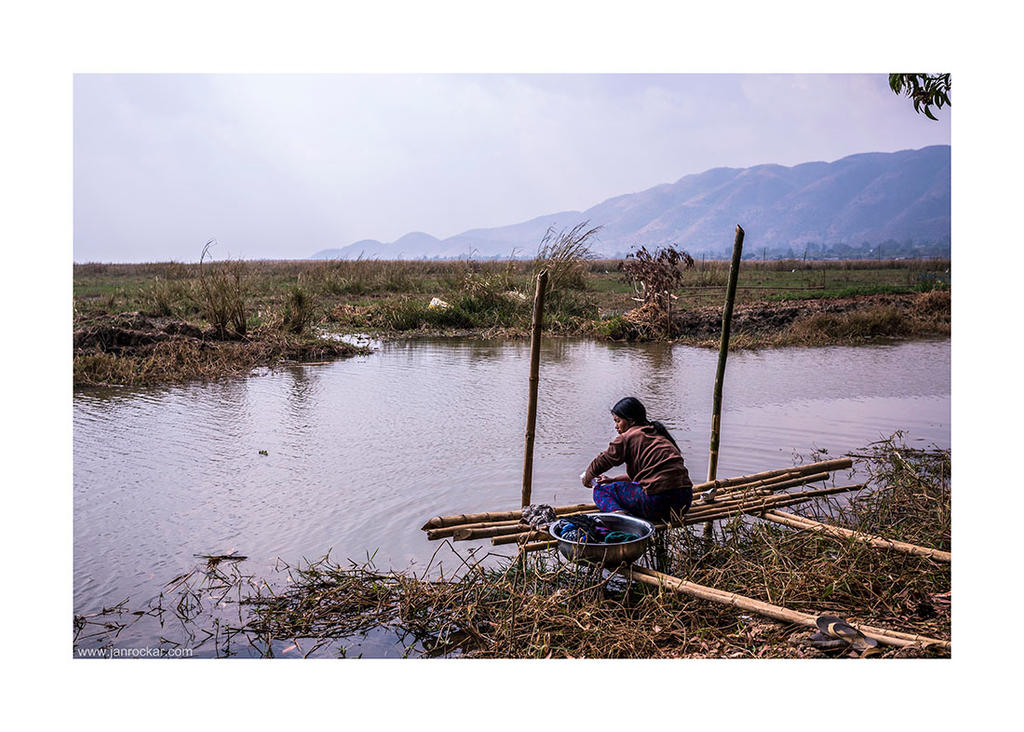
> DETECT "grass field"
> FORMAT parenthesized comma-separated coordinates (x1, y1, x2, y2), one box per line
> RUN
(74, 256, 950, 325)
(73, 257, 951, 385)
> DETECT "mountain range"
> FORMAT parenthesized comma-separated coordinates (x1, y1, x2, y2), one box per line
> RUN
(311, 145, 950, 260)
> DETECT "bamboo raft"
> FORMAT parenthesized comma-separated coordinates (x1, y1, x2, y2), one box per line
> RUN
(422, 457, 949, 561)
(420, 456, 951, 653)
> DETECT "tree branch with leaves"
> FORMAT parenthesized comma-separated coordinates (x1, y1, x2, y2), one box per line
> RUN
(889, 73, 951, 120)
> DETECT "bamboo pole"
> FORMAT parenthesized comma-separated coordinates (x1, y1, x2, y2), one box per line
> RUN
(684, 488, 773, 512)
(629, 567, 949, 650)
(426, 518, 522, 540)
(634, 566, 951, 650)
(691, 483, 859, 521)
(839, 621, 952, 649)
(492, 529, 550, 546)
(693, 457, 852, 495)
(701, 472, 824, 502)
(745, 483, 865, 510)
(454, 523, 543, 541)
(421, 502, 596, 531)
(706, 224, 745, 489)
(631, 566, 819, 624)
(696, 471, 830, 502)
(762, 510, 951, 562)
(711, 469, 804, 491)
(521, 269, 549, 508)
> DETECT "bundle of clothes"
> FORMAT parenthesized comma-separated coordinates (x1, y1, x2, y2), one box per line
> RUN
(520, 505, 640, 545)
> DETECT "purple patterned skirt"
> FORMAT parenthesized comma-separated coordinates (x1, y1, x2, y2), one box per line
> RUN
(592, 481, 692, 521)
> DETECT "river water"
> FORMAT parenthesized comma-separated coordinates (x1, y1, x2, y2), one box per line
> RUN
(73, 337, 950, 655)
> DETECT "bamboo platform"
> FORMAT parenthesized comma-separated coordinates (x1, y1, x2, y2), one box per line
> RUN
(419, 456, 951, 655)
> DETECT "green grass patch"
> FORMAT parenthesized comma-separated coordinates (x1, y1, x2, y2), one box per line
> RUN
(766, 283, 917, 301)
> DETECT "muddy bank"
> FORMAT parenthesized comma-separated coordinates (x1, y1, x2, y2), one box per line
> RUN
(75, 312, 214, 353)
(606, 291, 951, 347)
(325, 291, 950, 347)
(73, 291, 950, 386)
(74, 312, 369, 387)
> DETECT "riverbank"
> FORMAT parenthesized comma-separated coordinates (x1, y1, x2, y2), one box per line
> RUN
(73, 258, 950, 386)
(73, 311, 369, 387)
(599, 290, 949, 346)
(74, 436, 950, 658)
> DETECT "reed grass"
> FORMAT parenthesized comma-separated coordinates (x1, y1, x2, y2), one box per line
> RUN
(534, 221, 600, 292)
(281, 286, 314, 334)
(197, 241, 250, 338)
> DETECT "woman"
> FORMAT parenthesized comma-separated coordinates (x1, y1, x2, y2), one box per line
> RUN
(581, 397, 693, 521)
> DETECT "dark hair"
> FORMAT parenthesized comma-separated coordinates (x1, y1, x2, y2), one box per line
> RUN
(611, 397, 678, 449)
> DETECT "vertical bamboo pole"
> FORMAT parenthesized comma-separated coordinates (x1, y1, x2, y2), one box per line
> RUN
(706, 225, 745, 488)
(521, 270, 549, 507)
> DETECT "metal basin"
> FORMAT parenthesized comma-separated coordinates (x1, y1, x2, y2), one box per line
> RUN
(547, 512, 655, 567)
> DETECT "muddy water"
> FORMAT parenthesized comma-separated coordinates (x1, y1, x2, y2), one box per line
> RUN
(74, 338, 949, 654)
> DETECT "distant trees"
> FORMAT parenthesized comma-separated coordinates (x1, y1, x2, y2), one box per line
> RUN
(889, 74, 951, 120)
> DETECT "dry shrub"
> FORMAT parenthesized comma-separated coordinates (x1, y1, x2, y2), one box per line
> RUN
(914, 289, 951, 317)
(619, 244, 694, 303)
(328, 303, 371, 324)
(74, 352, 137, 387)
(281, 286, 315, 334)
(622, 301, 668, 339)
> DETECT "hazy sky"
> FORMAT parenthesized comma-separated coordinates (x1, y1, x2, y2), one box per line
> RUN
(74, 74, 950, 262)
